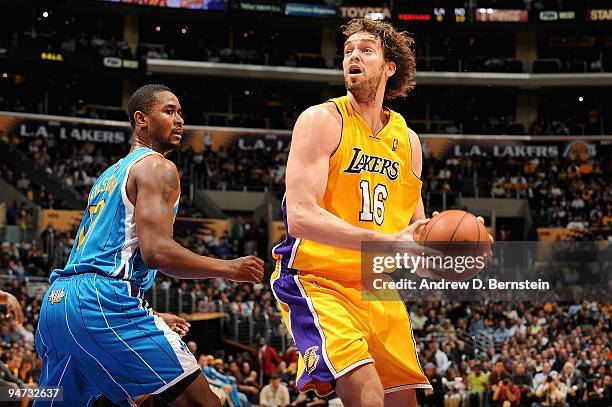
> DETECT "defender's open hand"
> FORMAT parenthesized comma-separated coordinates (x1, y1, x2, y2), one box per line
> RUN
(227, 256, 265, 283)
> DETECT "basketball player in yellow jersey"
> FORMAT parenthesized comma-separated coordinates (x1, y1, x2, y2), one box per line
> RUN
(271, 18, 434, 406)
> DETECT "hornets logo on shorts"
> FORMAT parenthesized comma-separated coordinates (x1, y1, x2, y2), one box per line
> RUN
(48, 288, 65, 304)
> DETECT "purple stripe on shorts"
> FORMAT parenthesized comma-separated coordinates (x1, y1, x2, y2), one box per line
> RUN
(271, 196, 297, 269)
(271, 269, 335, 389)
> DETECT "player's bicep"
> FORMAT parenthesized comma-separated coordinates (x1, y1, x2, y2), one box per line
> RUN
(285, 106, 341, 234)
(285, 106, 340, 220)
(133, 159, 180, 255)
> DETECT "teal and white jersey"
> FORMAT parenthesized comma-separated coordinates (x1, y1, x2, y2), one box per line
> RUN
(51, 147, 179, 291)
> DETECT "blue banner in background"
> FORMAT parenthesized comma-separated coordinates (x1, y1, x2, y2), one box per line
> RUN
(285, 3, 336, 17)
(230, 0, 284, 14)
(102, 0, 225, 11)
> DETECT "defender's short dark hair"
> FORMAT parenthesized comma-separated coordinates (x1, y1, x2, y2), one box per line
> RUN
(127, 84, 172, 130)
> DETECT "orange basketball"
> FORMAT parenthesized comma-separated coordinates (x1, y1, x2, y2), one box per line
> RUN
(417, 210, 490, 281)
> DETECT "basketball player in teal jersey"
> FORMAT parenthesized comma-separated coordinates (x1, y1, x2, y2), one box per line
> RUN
(35, 84, 264, 407)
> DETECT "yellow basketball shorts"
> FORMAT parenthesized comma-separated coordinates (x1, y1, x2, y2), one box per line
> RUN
(271, 262, 431, 396)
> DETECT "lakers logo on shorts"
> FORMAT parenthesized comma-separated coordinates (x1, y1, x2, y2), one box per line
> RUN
(304, 346, 320, 374)
(49, 288, 65, 304)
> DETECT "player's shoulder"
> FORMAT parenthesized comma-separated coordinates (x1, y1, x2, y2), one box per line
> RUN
(131, 152, 178, 179)
(407, 127, 420, 144)
(291, 103, 342, 154)
(389, 107, 409, 127)
(406, 126, 422, 161)
(297, 102, 342, 128)
(389, 109, 417, 138)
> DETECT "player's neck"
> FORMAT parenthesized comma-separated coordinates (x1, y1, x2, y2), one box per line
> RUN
(347, 91, 388, 134)
(130, 137, 168, 156)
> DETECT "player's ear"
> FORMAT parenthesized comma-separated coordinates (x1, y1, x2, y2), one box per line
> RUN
(134, 111, 147, 129)
(386, 61, 396, 78)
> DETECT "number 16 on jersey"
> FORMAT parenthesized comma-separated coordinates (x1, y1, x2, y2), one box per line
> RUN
(359, 180, 388, 226)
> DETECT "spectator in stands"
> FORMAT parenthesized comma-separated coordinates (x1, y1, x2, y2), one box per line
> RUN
(230, 216, 245, 250)
(419, 362, 445, 406)
(198, 355, 231, 405)
(17, 354, 38, 385)
(552, 349, 569, 374)
(561, 361, 584, 405)
(200, 356, 249, 406)
(444, 368, 467, 407)
(487, 360, 510, 405)
(469, 312, 485, 334)
(17, 203, 32, 241)
(203, 229, 220, 251)
(276, 361, 292, 385)
(6, 200, 20, 226)
(410, 306, 428, 337)
(492, 376, 521, 406)
(240, 361, 259, 390)
(534, 371, 568, 407)
(494, 319, 512, 343)
(534, 361, 557, 390)
(496, 225, 512, 241)
(512, 361, 533, 405)
(230, 292, 251, 317)
(214, 236, 232, 259)
(281, 337, 298, 374)
(257, 336, 281, 384)
(0, 357, 26, 388)
(467, 363, 489, 407)
(567, 214, 587, 230)
(432, 341, 451, 376)
(448, 340, 466, 367)
(259, 372, 290, 407)
(7, 259, 25, 281)
(580, 374, 611, 406)
(491, 179, 506, 197)
(508, 318, 527, 338)
(228, 360, 260, 402)
(7, 354, 22, 378)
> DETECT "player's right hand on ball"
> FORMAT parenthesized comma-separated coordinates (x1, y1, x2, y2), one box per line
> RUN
(227, 256, 265, 283)
(395, 218, 431, 242)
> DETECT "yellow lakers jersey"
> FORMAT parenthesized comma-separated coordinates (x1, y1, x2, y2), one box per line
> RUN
(273, 96, 422, 279)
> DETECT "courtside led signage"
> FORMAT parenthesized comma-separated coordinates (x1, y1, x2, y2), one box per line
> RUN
(588, 9, 612, 21)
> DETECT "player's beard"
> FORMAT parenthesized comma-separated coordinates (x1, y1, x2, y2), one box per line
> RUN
(153, 131, 179, 154)
(345, 67, 384, 105)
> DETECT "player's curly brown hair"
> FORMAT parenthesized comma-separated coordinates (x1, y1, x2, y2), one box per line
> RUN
(342, 18, 416, 101)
